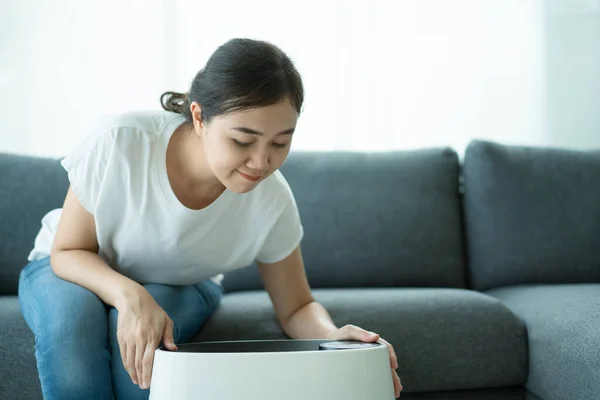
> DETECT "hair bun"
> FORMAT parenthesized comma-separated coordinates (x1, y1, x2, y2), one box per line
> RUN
(160, 91, 189, 114)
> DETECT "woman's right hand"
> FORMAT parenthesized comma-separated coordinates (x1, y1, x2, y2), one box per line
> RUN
(115, 285, 178, 390)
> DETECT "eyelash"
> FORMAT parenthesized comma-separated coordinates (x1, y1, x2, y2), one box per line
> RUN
(233, 139, 287, 149)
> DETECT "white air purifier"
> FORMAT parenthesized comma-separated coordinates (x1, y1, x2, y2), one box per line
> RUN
(149, 339, 395, 400)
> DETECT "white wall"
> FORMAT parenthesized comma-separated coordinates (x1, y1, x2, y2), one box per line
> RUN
(0, 0, 598, 158)
(544, 0, 600, 149)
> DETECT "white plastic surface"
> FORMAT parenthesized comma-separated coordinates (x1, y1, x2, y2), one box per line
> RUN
(148, 340, 395, 400)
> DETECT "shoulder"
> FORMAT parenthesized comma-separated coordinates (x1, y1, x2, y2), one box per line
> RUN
(256, 170, 296, 202)
(62, 110, 184, 167)
(252, 169, 304, 263)
(59, 110, 185, 212)
(92, 109, 183, 135)
(89, 109, 183, 147)
(242, 169, 300, 219)
(232, 170, 297, 215)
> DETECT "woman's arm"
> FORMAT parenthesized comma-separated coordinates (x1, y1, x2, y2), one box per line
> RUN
(50, 186, 177, 389)
(257, 245, 403, 397)
(50, 186, 141, 308)
(257, 246, 338, 339)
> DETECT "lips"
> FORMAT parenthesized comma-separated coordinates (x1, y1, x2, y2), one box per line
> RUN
(237, 170, 261, 182)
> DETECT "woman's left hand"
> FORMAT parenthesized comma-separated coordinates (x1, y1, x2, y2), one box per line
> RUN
(327, 324, 403, 398)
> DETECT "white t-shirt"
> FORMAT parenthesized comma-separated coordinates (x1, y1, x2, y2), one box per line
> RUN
(28, 110, 304, 286)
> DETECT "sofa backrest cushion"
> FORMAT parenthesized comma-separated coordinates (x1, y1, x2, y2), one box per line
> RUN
(0, 152, 69, 295)
(462, 140, 600, 291)
(223, 148, 468, 292)
(1, 147, 468, 295)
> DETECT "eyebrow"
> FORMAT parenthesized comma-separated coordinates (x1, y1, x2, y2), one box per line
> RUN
(231, 127, 295, 136)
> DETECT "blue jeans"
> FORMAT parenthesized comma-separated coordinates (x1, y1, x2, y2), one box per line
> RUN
(18, 256, 224, 400)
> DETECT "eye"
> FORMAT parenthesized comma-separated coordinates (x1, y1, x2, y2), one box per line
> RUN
(233, 139, 252, 147)
(272, 142, 289, 149)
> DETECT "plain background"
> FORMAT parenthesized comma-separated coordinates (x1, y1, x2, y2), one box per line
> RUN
(1, 0, 599, 157)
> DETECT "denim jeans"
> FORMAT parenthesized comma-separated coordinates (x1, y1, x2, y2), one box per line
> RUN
(18, 256, 224, 400)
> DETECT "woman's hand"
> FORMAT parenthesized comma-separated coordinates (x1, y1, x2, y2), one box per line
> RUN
(327, 324, 403, 398)
(115, 285, 178, 390)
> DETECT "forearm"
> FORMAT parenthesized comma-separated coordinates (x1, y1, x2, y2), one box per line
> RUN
(283, 301, 339, 339)
(50, 249, 141, 309)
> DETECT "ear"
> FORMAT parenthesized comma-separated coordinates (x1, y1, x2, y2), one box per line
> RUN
(189, 101, 205, 135)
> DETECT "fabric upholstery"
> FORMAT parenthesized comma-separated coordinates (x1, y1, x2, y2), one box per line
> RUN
(0, 152, 69, 295)
(1, 288, 528, 399)
(402, 387, 531, 399)
(487, 284, 600, 400)
(0, 297, 43, 399)
(194, 288, 528, 393)
(462, 140, 600, 290)
(224, 148, 467, 292)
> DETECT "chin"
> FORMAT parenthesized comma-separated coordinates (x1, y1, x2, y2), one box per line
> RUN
(228, 185, 255, 194)
(223, 176, 260, 194)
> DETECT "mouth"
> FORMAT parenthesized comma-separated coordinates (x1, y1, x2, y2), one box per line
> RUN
(237, 170, 262, 182)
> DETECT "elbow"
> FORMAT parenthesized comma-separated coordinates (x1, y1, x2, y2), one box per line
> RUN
(49, 247, 67, 277)
(281, 298, 315, 328)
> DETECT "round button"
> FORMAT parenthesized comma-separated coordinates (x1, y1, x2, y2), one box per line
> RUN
(318, 340, 380, 350)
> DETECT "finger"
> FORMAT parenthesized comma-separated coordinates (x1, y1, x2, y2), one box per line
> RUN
(135, 340, 145, 387)
(393, 370, 403, 397)
(162, 317, 178, 351)
(378, 337, 399, 369)
(393, 369, 402, 391)
(141, 344, 156, 389)
(341, 325, 379, 342)
(365, 330, 380, 342)
(126, 341, 138, 385)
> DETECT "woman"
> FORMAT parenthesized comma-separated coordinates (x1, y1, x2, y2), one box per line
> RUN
(18, 38, 402, 399)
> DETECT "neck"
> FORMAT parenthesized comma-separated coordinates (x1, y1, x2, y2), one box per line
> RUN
(169, 123, 224, 194)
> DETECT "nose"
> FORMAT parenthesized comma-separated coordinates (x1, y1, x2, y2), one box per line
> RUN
(246, 148, 270, 172)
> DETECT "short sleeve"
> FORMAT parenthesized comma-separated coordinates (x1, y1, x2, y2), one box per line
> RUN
(60, 128, 117, 214)
(256, 194, 304, 264)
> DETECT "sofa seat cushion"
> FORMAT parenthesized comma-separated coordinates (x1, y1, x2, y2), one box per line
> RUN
(194, 288, 527, 393)
(0, 296, 42, 399)
(400, 387, 531, 400)
(487, 284, 600, 400)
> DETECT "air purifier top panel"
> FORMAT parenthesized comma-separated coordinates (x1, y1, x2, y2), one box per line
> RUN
(162, 339, 383, 353)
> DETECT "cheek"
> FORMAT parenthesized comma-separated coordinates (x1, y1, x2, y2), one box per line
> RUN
(272, 147, 291, 165)
(204, 136, 237, 163)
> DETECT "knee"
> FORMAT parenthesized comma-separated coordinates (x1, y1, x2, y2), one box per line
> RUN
(35, 290, 108, 349)
(18, 258, 109, 345)
(196, 280, 224, 312)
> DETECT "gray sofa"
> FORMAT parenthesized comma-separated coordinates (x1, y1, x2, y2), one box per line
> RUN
(1, 139, 598, 400)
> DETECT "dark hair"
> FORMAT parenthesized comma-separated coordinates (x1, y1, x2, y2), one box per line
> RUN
(160, 38, 304, 123)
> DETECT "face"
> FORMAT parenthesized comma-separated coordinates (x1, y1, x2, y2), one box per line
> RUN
(190, 97, 298, 193)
